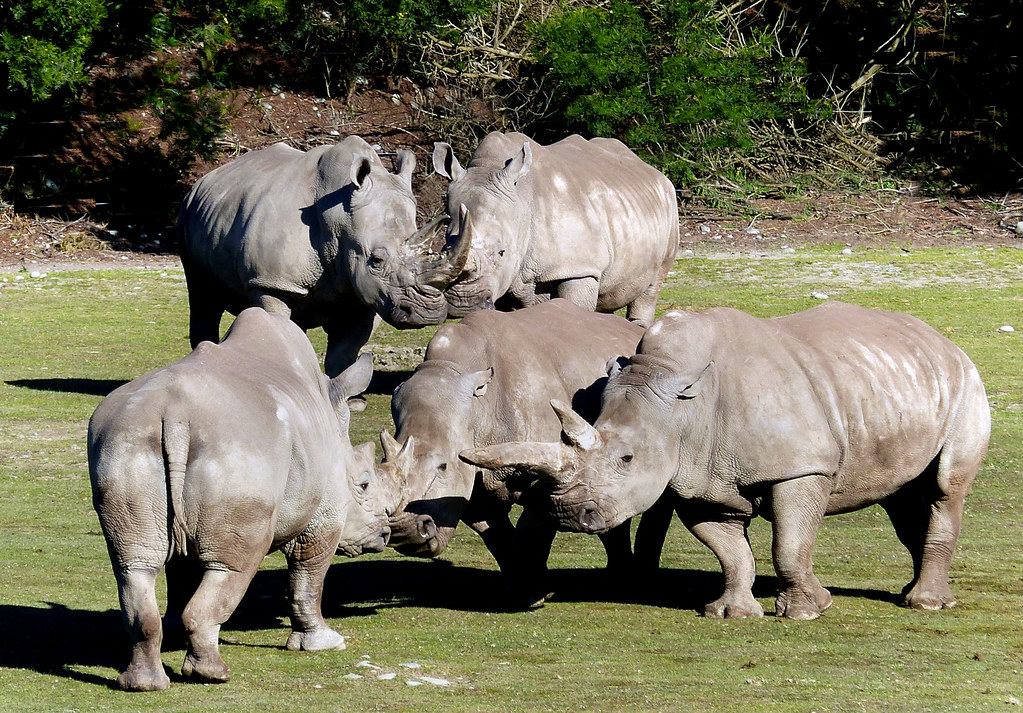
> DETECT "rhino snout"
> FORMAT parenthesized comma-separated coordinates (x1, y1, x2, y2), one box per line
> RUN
(576, 502, 608, 534)
(387, 512, 437, 548)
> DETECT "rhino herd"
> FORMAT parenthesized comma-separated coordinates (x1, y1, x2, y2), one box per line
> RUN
(88, 132, 991, 691)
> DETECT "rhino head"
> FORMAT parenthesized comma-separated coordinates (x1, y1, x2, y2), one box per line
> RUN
(382, 361, 494, 557)
(317, 141, 471, 328)
(432, 141, 533, 316)
(459, 355, 716, 533)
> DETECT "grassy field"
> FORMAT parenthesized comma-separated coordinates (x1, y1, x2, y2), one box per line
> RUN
(1, 245, 1021, 712)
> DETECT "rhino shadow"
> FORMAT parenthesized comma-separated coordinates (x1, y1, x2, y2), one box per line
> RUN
(6, 378, 127, 397)
(0, 602, 126, 688)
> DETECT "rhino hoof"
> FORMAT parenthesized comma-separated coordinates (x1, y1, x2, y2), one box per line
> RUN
(906, 591, 956, 611)
(181, 652, 230, 683)
(117, 665, 171, 692)
(704, 597, 764, 619)
(287, 628, 346, 652)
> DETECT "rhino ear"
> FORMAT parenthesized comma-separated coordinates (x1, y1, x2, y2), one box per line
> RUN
(469, 367, 493, 398)
(499, 142, 532, 186)
(433, 142, 465, 181)
(350, 154, 374, 190)
(394, 148, 416, 186)
(380, 430, 414, 467)
(605, 355, 628, 379)
(330, 352, 374, 407)
(355, 441, 376, 462)
(661, 361, 714, 400)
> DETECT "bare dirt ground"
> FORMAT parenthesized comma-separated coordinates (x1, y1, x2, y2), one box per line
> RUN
(3, 80, 1022, 272)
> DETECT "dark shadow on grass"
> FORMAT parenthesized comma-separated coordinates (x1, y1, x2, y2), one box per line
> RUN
(0, 602, 126, 688)
(6, 378, 127, 397)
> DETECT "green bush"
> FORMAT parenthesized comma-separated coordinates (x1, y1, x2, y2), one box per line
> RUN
(533, 0, 827, 184)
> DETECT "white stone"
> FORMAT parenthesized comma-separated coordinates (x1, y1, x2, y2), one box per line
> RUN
(421, 676, 450, 686)
(343, 673, 363, 680)
(329, 130, 340, 136)
(399, 662, 422, 669)
(30, 271, 41, 278)
(811, 292, 829, 300)
(746, 227, 761, 235)
(406, 680, 423, 687)
(782, 247, 796, 254)
(355, 661, 380, 669)
(998, 325, 1015, 333)
(842, 248, 853, 255)
(1015, 221, 1023, 237)
(377, 672, 397, 680)
(699, 224, 711, 234)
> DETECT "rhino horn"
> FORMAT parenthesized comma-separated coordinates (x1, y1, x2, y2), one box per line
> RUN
(459, 442, 573, 484)
(417, 204, 473, 289)
(407, 212, 449, 251)
(380, 430, 414, 472)
(551, 399, 601, 451)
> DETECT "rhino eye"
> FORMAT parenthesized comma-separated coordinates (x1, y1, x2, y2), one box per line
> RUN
(621, 454, 634, 464)
(438, 462, 448, 472)
(367, 255, 385, 273)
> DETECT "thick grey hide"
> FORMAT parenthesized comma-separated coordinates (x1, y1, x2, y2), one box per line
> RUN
(434, 132, 679, 326)
(88, 308, 381, 691)
(462, 301, 990, 619)
(179, 136, 464, 377)
(384, 298, 646, 604)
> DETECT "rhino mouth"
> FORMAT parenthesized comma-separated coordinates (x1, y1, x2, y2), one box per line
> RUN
(443, 278, 493, 317)
(383, 286, 449, 328)
(337, 522, 391, 557)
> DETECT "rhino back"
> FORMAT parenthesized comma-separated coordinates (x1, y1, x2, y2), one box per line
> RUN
(179, 143, 336, 302)
(519, 136, 678, 302)
(648, 303, 984, 508)
(429, 299, 644, 443)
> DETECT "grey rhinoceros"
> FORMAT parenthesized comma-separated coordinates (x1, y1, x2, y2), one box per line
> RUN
(381, 298, 646, 607)
(432, 132, 679, 326)
(179, 136, 470, 376)
(89, 308, 385, 691)
(462, 302, 990, 619)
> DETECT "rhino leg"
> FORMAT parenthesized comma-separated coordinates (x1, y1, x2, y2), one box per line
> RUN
(182, 255, 226, 348)
(508, 506, 558, 609)
(677, 505, 763, 619)
(882, 479, 965, 611)
(633, 492, 678, 574)
(768, 474, 833, 620)
(599, 519, 634, 573)
(466, 514, 516, 573)
(283, 527, 346, 652)
(180, 557, 263, 683)
(324, 307, 379, 378)
(114, 566, 171, 691)
(555, 276, 599, 312)
(625, 269, 667, 328)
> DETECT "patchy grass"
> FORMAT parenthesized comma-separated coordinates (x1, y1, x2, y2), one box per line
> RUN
(1, 247, 1021, 712)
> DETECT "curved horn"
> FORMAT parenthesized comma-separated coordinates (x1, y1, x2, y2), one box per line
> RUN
(459, 442, 572, 484)
(418, 203, 474, 289)
(551, 399, 601, 451)
(380, 430, 402, 462)
(407, 213, 449, 251)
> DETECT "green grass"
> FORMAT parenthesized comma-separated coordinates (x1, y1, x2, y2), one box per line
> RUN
(1, 247, 1022, 712)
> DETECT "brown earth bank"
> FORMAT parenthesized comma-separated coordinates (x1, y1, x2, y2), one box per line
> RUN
(3, 80, 1022, 271)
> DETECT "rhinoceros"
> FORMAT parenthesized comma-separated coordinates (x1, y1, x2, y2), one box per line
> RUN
(89, 308, 384, 691)
(432, 132, 679, 326)
(381, 298, 646, 607)
(179, 136, 470, 376)
(461, 302, 990, 619)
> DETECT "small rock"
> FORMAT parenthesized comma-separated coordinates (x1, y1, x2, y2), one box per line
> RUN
(699, 224, 711, 234)
(313, 684, 323, 689)
(998, 325, 1015, 333)
(360, 655, 371, 659)
(377, 672, 397, 680)
(811, 292, 829, 300)
(1015, 221, 1023, 237)
(682, 249, 694, 257)
(391, 94, 401, 104)
(782, 247, 796, 254)
(421, 676, 450, 686)
(842, 248, 853, 255)
(329, 130, 340, 136)
(372, 144, 382, 151)
(30, 271, 41, 278)
(1008, 696, 1021, 706)
(399, 662, 422, 669)
(746, 227, 761, 235)
(406, 680, 423, 687)
(343, 673, 363, 680)
(355, 661, 380, 670)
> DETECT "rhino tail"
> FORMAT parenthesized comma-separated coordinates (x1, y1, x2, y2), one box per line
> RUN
(162, 415, 190, 558)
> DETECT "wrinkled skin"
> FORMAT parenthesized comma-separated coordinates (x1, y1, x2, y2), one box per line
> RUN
(179, 137, 469, 377)
(433, 132, 679, 326)
(336, 441, 402, 557)
(89, 309, 384, 691)
(462, 302, 990, 620)
(382, 299, 646, 608)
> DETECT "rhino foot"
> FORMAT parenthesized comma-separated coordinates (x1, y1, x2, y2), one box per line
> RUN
(904, 583, 956, 611)
(286, 627, 346, 652)
(117, 663, 171, 692)
(775, 585, 832, 620)
(704, 595, 764, 619)
(181, 650, 230, 683)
